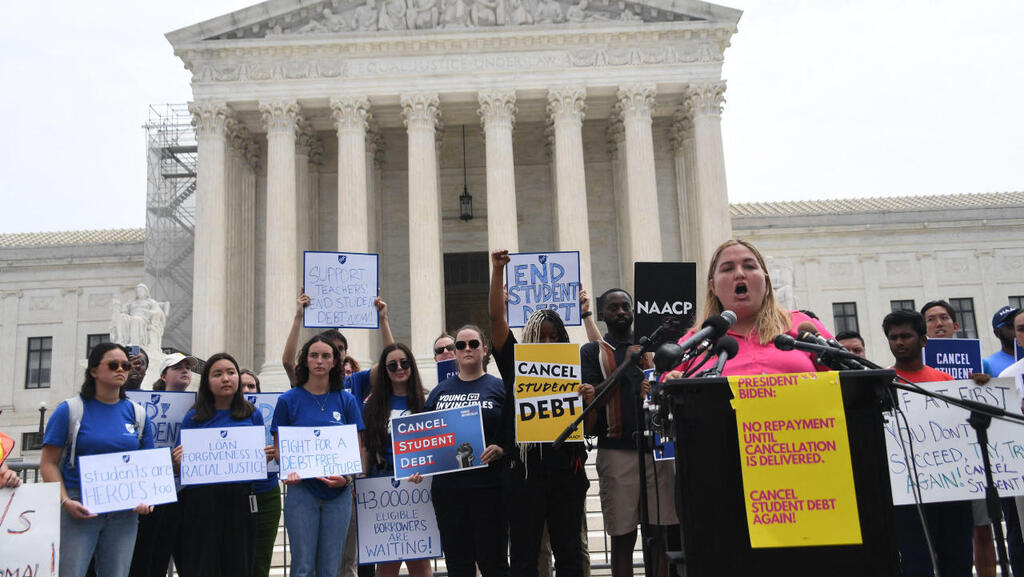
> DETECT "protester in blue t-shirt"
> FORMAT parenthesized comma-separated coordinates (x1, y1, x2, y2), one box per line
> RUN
(41, 342, 155, 577)
(272, 335, 365, 577)
(240, 369, 282, 577)
(361, 342, 431, 577)
(415, 325, 507, 577)
(172, 353, 269, 577)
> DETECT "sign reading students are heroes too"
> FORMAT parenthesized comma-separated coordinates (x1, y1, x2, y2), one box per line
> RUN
(505, 251, 581, 328)
(1, 482, 60, 577)
(277, 425, 363, 479)
(303, 251, 379, 329)
(514, 343, 584, 443)
(633, 262, 697, 340)
(78, 448, 178, 514)
(355, 476, 442, 565)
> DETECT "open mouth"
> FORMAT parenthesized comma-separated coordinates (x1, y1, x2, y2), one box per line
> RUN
(735, 283, 748, 296)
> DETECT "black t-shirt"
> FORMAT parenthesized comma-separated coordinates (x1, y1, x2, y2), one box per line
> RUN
(580, 333, 645, 450)
(425, 373, 506, 489)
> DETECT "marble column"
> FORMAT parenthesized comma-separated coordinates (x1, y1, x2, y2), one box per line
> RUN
(189, 101, 233, 358)
(308, 136, 324, 251)
(259, 100, 302, 389)
(226, 126, 255, 368)
(331, 96, 373, 365)
(547, 88, 593, 310)
(0, 291, 21, 408)
(687, 82, 732, 274)
(672, 106, 699, 265)
(478, 90, 520, 253)
(617, 85, 663, 288)
(402, 93, 445, 376)
(607, 116, 631, 290)
(295, 120, 315, 283)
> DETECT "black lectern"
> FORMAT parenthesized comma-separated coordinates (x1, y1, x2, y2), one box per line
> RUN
(661, 370, 901, 577)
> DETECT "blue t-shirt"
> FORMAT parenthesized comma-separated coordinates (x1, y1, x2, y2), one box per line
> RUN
(369, 395, 411, 477)
(178, 408, 269, 490)
(345, 369, 372, 410)
(984, 350, 1017, 377)
(424, 374, 505, 489)
(42, 397, 155, 493)
(271, 386, 365, 499)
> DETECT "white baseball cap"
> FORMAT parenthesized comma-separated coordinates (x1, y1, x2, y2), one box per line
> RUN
(159, 353, 198, 375)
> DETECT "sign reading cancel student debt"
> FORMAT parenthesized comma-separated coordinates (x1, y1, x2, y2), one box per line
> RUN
(277, 425, 363, 479)
(391, 406, 488, 480)
(923, 339, 983, 380)
(884, 377, 1024, 505)
(355, 476, 442, 564)
(179, 426, 268, 485)
(514, 343, 584, 443)
(1, 482, 60, 577)
(78, 448, 177, 514)
(505, 251, 581, 328)
(303, 251, 379, 329)
(729, 372, 861, 548)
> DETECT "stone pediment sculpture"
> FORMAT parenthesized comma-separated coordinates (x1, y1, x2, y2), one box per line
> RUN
(167, 0, 740, 41)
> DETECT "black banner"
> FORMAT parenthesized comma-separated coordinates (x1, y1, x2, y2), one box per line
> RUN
(633, 262, 698, 343)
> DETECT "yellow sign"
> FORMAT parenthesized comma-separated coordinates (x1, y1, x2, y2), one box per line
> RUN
(729, 372, 862, 548)
(514, 343, 584, 443)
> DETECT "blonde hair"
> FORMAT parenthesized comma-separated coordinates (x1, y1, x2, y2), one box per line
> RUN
(702, 239, 791, 345)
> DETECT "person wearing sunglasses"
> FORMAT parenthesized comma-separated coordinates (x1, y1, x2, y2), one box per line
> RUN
(432, 333, 457, 362)
(361, 343, 432, 577)
(418, 325, 508, 577)
(40, 342, 155, 577)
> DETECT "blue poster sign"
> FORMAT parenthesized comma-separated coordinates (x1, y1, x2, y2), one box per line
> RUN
(247, 392, 282, 473)
(303, 251, 380, 329)
(436, 359, 458, 384)
(923, 338, 983, 380)
(505, 251, 581, 328)
(390, 406, 487, 480)
(126, 390, 196, 449)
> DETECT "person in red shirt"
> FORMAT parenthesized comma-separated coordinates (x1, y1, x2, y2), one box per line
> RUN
(885, 309, 973, 577)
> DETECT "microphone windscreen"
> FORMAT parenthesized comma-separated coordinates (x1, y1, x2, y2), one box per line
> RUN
(796, 322, 819, 335)
(701, 313, 732, 336)
(654, 342, 683, 373)
(773, 334, 796, 351)
(721, 310, 737, 326)
(715, 335, 740, 359)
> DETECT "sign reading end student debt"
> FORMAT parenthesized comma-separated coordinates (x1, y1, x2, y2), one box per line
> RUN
(304, 251, 379, 329)
(923, 339, 983, 380)
(126, 390, 195, 449)
(179, 426, 268, 485)
(1, 482, 60, 577)
(884, 377, 1024, 505)
(514, 343, 584, 443)
(505, 251, 581, 328)
(278, 425, 362, 479)
(633, 262, 697, 340)
(79, 448, 177, 514)
(729, 372, 862, 548)
(391, 406, 487, 480)
(355, 476, 442, 565)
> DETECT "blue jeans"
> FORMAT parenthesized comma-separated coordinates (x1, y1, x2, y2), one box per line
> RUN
(284, 482, 352, 577)
(60, 489, 140, 577)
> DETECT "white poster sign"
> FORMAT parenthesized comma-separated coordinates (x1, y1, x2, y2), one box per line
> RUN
(355, 476, 442, 564)
(0, 482, 60, 577)
(303, 251, 380, 329)
(180, 426, 268, 485)
(79, 448, 177, 514)
(127, 390, 196, 449)
(277, 425, 363, 479)
(247, 392, 282, 473)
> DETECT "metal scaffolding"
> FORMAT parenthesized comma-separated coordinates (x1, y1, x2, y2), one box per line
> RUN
(144, 104, 196, 353)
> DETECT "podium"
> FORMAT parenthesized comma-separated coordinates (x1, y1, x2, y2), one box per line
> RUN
(661, 370, 901, 577)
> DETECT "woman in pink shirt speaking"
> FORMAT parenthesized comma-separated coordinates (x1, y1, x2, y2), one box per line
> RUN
(663, 239, 832, 378)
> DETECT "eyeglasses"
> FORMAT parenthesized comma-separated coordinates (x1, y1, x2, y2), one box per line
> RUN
(386, 358, 411, 372)
(106, 361, 132, 372)
(455, 340, 481, 351)
(433, 344, 455, 356)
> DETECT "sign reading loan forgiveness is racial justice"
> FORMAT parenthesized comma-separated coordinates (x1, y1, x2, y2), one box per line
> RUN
(79, 448, 177, 514)
(179, 426, 268, 485)
(277, 425, 363, 479)
(633, 262, 697, 340)
(127, 390, 195, 449)
(729, 372, 862, 548)
(923, 338, 983, 380)
(514, 343, 584, 443)
(505, 251, 581, 328)
(303, 251, 379, 329)
(355, 476, 442, 565)
(1, 482, 60, 577)
(247, 393, 282, 473)
(884, 377, 1024, 505)
(391, 406, 488, 480)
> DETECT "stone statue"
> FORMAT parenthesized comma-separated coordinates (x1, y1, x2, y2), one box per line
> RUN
(532, 0, 564, 24)
(565, 0, 587, 22)
(440, 0, 470, 28)
(470, 0, 503, 26)
(352, 0, 380, 31)
(407, 0, 439, 29)
(766, 257, 797, 311)
(378, 0, 408, 30)
(507, 0, 534, 25)
(113, 284, 170, 352)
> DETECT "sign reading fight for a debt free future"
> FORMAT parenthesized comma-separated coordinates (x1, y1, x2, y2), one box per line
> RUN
(729, 372, 862, 548)
(884, 377, 1024, 505)
(1, 482, 60, 577)
(79, 448, 177, 514)
(514, 343, 584, 443)
(355, 476, 442, 565)
(277, 425, 363, 479)
(179, 426, 268, 485)
(391, 406, 488, 480)
(633, 262, 697, 340)
(505, 251, 581, 328)
(127, 390, 195, 449)
(303, 251, 379, 329)
(923, 339, 983, 381)
(247, 393, 282, 473)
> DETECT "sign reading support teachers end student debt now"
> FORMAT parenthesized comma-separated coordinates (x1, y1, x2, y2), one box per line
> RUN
(303, 251, 379, 329)
(729, 372, 861, 548)
(277, 425, 363, 479)
(505, 251, 581, 328)
(514, 343, 584, 443)
(391, 406, 488, 480)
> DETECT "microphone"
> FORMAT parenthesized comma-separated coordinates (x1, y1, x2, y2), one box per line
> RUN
(677, 310, 737, 352)
(773, 334, 875, 370)
(701, 336, 739, 377)
(796, 321, 851, 352)
(653, 339, 713, 375)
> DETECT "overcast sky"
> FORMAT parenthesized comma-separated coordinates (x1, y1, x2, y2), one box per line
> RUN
(1, 1, 1021, 234)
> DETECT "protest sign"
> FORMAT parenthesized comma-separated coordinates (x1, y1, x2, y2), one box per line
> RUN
(127, 390, 196, 449)
(180, 426, 268, 485)
(505, 251, 581, 328)
(355, 476, 442, 565)
(633, 262, 697, 341)
(884, 377, 1024, 505)
(79, 448, 177, 514)
(0, 482, 60, 577)
(391, 406, 487, 480)
(923, 339, 983, 380)
(513, 343, 584, 444)
(277, 425, 362, 479)
(436, 359, 458, 384)
(729, 372, 862, 548)
(303, 251, 379, 329)
(247, 392, 282, 473)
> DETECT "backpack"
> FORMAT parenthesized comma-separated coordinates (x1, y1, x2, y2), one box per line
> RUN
(61, 395, 146, 469)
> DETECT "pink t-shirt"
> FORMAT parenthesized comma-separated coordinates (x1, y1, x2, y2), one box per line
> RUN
(670, 311, 833, 377)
